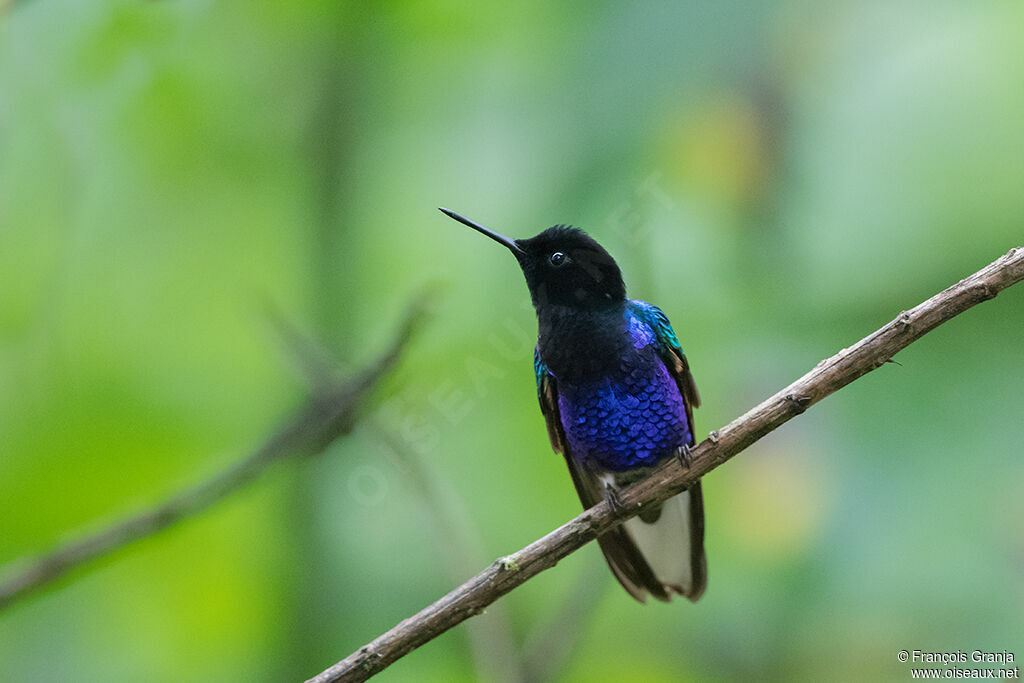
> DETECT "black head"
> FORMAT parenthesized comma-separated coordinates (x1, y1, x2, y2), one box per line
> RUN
(440, 208, 626, 311)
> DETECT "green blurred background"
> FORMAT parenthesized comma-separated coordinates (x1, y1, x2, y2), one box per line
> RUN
(1, 0, 1022, 681)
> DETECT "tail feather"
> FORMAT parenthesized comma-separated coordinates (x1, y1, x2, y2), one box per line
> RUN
(613, 481, 707, 602)
(570, 462, 707, 603)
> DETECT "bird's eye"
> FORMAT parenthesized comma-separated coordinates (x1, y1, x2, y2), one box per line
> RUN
(549, 252, 567, 267)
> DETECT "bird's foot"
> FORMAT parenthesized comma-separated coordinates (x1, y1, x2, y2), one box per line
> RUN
(602, 482, 626, 516)
(674, 444, 693, 469)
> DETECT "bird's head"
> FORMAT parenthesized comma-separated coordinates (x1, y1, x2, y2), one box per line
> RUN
(440, 208, 625, 311)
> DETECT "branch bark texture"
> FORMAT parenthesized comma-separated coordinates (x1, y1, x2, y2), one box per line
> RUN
(308, 246, 1024, 683)
(0, 298, 429, 612)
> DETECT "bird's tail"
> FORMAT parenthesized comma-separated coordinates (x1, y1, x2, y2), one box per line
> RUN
(604, 480, 707, 602)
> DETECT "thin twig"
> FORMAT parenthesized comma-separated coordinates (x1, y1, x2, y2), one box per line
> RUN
(308, 246, 1024, 683)
(519, 560, 608, 683)
(0, 296, 431, 612)
(371, 426, 525, 683)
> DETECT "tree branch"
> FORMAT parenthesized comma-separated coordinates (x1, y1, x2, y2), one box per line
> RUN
(308, 246, 1024, 683)
(0, 296, 431, 613)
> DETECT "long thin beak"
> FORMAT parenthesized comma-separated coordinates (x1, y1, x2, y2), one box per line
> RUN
(439, 207, 524, 255)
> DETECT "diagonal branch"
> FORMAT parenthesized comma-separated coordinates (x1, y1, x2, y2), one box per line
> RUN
(308, 246, 1024, 683)
(0, 296, 431, 613)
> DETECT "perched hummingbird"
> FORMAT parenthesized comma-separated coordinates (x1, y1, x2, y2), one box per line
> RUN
(441, 208, 706, 602)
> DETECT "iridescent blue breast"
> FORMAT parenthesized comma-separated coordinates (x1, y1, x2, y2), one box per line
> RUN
(555, 309, 690, 471)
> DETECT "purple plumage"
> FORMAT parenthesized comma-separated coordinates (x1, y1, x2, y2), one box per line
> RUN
(556, 306, 691, 471)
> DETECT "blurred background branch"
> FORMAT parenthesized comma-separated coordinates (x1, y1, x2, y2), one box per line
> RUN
(0, 296, 431, 613)
(369, 424, 526, 683)
(310, 246, 1024, 683)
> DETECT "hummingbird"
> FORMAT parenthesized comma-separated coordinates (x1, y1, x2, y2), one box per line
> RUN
(440, 207, 706, 602)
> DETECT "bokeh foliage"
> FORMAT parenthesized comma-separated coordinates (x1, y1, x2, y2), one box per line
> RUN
(1, 1, 1022, 681)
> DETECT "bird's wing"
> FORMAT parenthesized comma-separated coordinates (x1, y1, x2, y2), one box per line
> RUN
(534, 347, 673, 602)
(534, 346, 568, 455)
(622, 301, 708, 601)
(628, 300, 700, 441)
